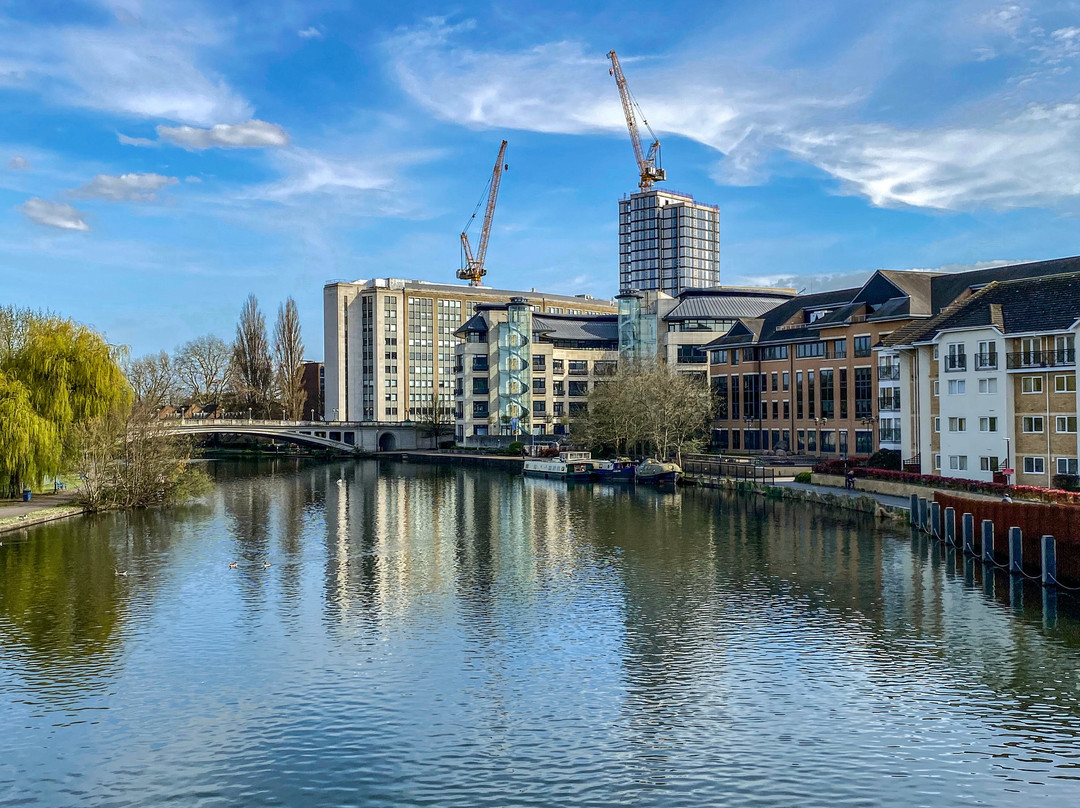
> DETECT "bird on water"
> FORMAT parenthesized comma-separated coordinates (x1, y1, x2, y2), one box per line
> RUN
(114, 568, 128, 576)
(263, 562, 272, 569)
(229, 562, 238, 569)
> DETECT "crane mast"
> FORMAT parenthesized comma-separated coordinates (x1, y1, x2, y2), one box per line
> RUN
(607, 50, 665, 191)
(458, 140, 509, 286)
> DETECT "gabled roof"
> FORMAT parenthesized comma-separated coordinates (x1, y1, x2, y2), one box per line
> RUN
(706, 288, 859, 347)
(885, 271, 1080, 346)
(928, 255, 1080, 313)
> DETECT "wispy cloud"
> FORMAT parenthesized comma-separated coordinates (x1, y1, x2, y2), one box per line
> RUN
(386, 12, 1080, 213)
(6, 156, 30, 170)
(118, 133, 158, 147)
(156, 120, 290, 150)
(19, 198, 90, 231)
(71, 172, 178, 202)
(298, 26, 323, 40)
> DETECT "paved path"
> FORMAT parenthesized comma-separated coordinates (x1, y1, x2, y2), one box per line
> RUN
(773, 480, 911, 510)
(0, 490, 85, 534)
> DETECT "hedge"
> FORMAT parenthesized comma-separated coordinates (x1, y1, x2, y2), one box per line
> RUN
(812, 461, 1080, 506)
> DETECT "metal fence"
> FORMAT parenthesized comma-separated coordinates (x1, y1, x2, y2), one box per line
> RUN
(682, 455, 777, 484)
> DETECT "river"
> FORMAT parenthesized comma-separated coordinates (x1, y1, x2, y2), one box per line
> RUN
(1, 459, 1079, 807)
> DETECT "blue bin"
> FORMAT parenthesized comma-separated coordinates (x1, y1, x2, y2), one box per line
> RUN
(22, 489, 32, 502)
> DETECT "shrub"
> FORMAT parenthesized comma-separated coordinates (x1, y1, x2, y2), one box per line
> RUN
(865, 449, 901, 470)
(507, 441, 524, 455)
(794, 471, 812, 483)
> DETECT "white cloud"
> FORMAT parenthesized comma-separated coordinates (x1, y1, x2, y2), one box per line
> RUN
(6, 156, 30, 170)
(71, 172, 178, 202)
(19, 198, 90, 231)
(0, 14, 251, 126)
(185, 175, 202, 183)
(253, 148, 396, 201)
(298, 27, 323, 39)
(156, 120, 290, 150)
(118, 133, 158, 147)
(385, 16, 1080, 212)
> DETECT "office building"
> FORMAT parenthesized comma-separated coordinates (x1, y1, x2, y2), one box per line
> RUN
(323, 278, 616, 422)
(619, 190, 720, 295)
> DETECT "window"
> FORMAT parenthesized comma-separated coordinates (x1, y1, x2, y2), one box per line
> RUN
(948, 417, 967, 432)
(1023, 416, 1044, 433)
(569, 401, 588, 416)
(933, 346, 939, 360)
(677, 345, 709, 364)
(771, 372, 779, 392)
(854, 368, 873, 418)
(947, 379, 966, 395)
(807, 370, 816, 418)
(1055, 375, 1076, 393)
(821, 430, 836, 453)
(853, 336, 871, 357)
(553, 380, 565, 397)
(783, 400, 790, 419)
(979, 417, 998, 432)
(839, 369, 847, 419)
(933, 380, 940, 397)
(782, 371, 790, 392)
(1056, 416, 1077, 433)
(472, 355, 488, 371)
(553, 401, 564, 416)
(568, 381, 589, 397)
(934, 417, 940, 432)
(976, 340, 997, 370)
(1057, 457, 1079, 475)
(945, 342, 966, 371)
(978, 378, 998, 394)
(980, 456, 1000, 472)
(472, 402, 488, 418)
(1022, 376, 1043, 393)
(711, 349, 728, 365)
(796, 341, 826, 358)
(948, 455, 968, 471)
(795, 372, 803, 419)
(820, 369, 834, 418)
(772, 400, 779, 420)
(1023, 456, 1045, 475)
(855, 430, 873, 453)
(568, 360, 588, 375)
(833, 339, 847, 359)
(472, 378, 488, 395)
(532, 377, 546, 393)
(533, 400, 546, 414)
(934, 454, 941, 470)
(552, 359, 564, 375)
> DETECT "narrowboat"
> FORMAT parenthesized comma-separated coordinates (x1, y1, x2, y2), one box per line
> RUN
(523, 451, 597, 480)
(595, 457, 636, 482)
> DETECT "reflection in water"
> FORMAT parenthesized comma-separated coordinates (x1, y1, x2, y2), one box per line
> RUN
(1, 459, 1079, 807)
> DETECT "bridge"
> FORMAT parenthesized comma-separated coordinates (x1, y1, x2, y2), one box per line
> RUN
(163, 419, 433, 454)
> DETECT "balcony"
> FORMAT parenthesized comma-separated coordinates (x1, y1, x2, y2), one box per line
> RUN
(974, 353, 998, 370)
(878, 396, 901, 412)
(879, 427, 902, 444)
(877, 364, 900, 380)
(568, 365, 589, 376)
(943, 354, 966, 372)
(1006, 349, 1076, 369)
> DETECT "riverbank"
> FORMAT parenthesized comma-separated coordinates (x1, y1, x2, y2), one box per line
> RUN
(0, 489, 87, 535)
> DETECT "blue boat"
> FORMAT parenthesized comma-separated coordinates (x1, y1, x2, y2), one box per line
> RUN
(595, 458, 636, 482)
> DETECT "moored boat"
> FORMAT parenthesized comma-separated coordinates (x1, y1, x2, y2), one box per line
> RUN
(595, 457, 636, 482)
(523, 451, 597, 480)
(635, 458, 682, 484)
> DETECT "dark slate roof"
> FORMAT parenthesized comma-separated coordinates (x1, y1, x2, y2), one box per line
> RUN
(866, 296, 911, 321)
(707, 287, 861, 347)
(532, 314, 619, 343)
(665, 293, 787, 321)
(808, 300, 866, 328)
(872, 270, 937, 315)
(456, 312, 489, 334)
(885, 271, 1080, 346)
(929, 255, 1080, 313)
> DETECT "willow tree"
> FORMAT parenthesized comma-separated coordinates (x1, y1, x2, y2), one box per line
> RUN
(272, 298, 305, 420)
(0, 308, 129, 495)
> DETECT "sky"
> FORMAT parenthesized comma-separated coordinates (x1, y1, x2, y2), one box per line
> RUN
(1, 0, 1079, 359)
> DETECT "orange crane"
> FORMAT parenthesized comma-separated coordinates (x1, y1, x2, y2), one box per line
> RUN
(608, 50, 666, 191)
(457, 140, 509, 286)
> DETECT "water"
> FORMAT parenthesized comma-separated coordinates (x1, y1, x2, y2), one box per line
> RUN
(2, 460, 1080, 807)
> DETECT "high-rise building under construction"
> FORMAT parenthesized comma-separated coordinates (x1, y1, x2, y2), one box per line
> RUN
(618, 189, 720, 295)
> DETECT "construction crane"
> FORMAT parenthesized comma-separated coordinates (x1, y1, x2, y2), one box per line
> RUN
(607, 49, 665, 191)
(458, 140, 509, 286)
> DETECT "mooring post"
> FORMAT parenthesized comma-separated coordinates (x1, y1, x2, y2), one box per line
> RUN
(1041, 535, 1057, 588)
(962, 513, 974, 556)
(919, 498, 929, 533)
(931, 501, 941, 540)
(1008, 527, 1023, 574)
(981, 520, 995, 564)
(909, 493, 918, 523)
(944, 507, 956, 546)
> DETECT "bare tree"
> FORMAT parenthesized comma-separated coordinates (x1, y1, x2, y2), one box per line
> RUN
(409, 393, 455, 449)
(174, 335, 231, 408)
(231, 295, 272, 415)
(126, 351, 176, 411)
(273, 298, 305, 420)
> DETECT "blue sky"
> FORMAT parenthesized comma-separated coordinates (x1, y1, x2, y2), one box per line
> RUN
(2, 0, 1079, 358)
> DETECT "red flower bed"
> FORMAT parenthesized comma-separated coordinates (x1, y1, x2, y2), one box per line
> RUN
(812, 462, 1080, 505)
